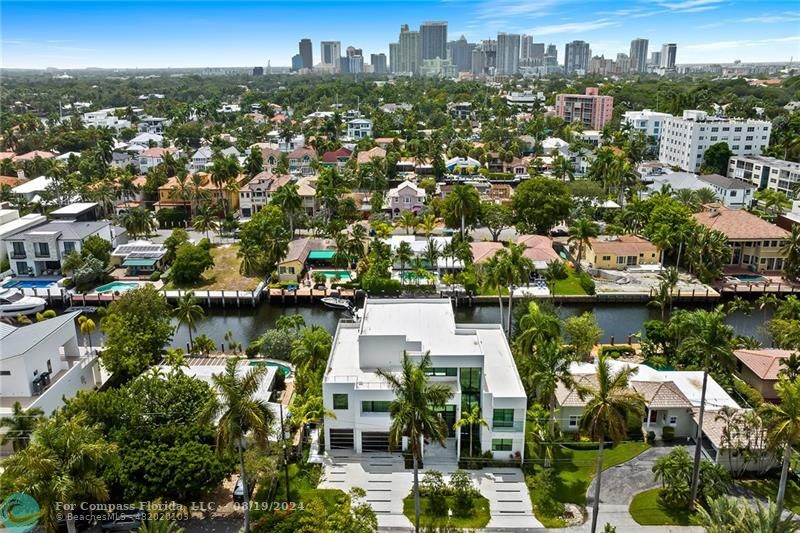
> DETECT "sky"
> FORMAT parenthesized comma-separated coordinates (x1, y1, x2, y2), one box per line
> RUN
(1, 0, 799, 69)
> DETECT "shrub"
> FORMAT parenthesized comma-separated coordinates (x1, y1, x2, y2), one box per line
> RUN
(171, 242, 214, 285)
(530, 468, 564, 518)
(646, 430, 656, 444)
(36, 310, 57, 321)
(661, 426, 675, 443)
(449, 470, 477, 515)
(245, 340, 260, 357)
(732, 378, 764, 408)
(149, 270, 162, 282)
(599, 345, 636, 358)
(62, 278, 75, 289)
(362, 277, 402, 295)
(578, 271, 596, 295)
(421, 470, 448, 512)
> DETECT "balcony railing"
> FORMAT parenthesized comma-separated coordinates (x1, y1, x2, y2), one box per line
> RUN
(9, 252, 26, 259)
(492, 421, 524, 433)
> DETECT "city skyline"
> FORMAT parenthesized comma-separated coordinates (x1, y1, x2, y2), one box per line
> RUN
(2, 0, 800, 69)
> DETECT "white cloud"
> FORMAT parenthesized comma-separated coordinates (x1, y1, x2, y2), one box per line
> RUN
(527, 19, 617, 36)
(658, 0, 724, 12)
(740, 12, 800, 23)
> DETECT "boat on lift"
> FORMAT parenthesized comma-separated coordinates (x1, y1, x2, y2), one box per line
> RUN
(0, 288, 47, 317)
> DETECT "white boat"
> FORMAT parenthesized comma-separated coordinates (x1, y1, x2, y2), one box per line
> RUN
(0, 288, 47, 317)
(321, 297, 353, 310)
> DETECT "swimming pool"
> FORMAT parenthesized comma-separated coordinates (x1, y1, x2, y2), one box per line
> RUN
(2, 279, 59, 290)
(732, 274, 767, 283)
(95, 281, 140, 293)
(315, 270, 352, 280)
(249, 360, 293, 378)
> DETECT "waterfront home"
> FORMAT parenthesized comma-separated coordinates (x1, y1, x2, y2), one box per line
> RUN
(322, 299, 527, 459)
(693, 204, 789, 273)
(0, 312, 104, 421)
(584, 235, 659, 270)
(276, 237, 336, 282)
(0, 213, 46, 264)
(110, 240, 167, 277)
(155, 172, 249, 213)
(382, 235, 455, 271)
(733, 348, 793, 402)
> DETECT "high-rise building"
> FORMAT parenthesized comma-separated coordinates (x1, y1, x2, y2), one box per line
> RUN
(291, 54, 303, 72)
(320, 41, 341, 71)
(615, 53, 630, 74)
(252, 66, 264, 76)
(531, 43, 545, 66)
(660, 43, 677, 70)
(629, 38, 648, 73)
(650, 51, 662, 66)
(496, 33, 520, 76)
(299, 38, 313, 70)
(447, 36, 475, 72)
(346, 46, 363, 58)
(565, 40, 591, 74)
(520, 34, 533, 65)
(471, 47, 486, 75)
(389, 43, 399, 73)
(420, 21, 447, 60)
(371, 53, 387, 74)
(545, 44, 558, 65)
(555, 87, 614, 129)
(348, 54, 364, 74)
(398, 24, 421, 74)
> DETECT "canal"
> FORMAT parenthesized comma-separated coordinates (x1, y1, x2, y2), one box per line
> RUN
(161, 300, 774, 352)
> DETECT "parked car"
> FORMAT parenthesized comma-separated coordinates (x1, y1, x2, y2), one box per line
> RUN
(100, 510, 146, 532)
(233, 475, 255, 504)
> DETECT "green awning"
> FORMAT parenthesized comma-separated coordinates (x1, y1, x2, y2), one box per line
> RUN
(307, 250, 336, 260)
(122, 257, 158, 267)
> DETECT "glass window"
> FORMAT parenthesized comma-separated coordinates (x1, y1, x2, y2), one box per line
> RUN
(491, 439, 513, 451)
(35, 242, 49, 256)
(602, 255, 611, 261)
(568, 415, 579, 427)
(669, 416, 678, 425)
(333, 394, 348, 410)
(425, 367, 457, 377)
(362, 400, 391, 413)
(493, 409, 514, 428)
(11, 242, 24, 255)
(63, 241, 76, 254)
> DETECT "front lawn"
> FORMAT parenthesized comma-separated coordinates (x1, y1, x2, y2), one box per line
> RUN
(629, 488, 696, 526)
(525, 440, 650, 526)
(402, 494, 491, 528)
(273, 461, 345, 510)
(552, 266, 587, 296)
(738, 477, 800, 514)
(165, 244, 261, 291)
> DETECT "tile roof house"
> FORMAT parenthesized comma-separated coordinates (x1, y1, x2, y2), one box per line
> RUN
(694, 204, 789, 272)
(470, 241, 505, 264)
(277, 237, 335, 281)
(356, 146, 386, 166)
(385, 180, 426, 218)
(288, 147, 316, 176)
(155, 172, 248, 212)
(13, 150, 55, 162)
(584, 235, 659, 270)
(516, 235, 561, 269)
(734, 348, 793, 401)
(239, 171, 292, 218)
(139, 146, 178, 173)
(320, 147, 353, 168)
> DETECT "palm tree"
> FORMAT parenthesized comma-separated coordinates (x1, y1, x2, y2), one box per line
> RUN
(760, 378, 800, 518)
(453, 404, 488, 458)
(204, 359, 275, 533)
(568, 219, 599, 272)
(272, 182, 302, 239)
(515, 301, 561, 354)
(417, 214, 437, 238)
(781, 225, 800, 281)
(348, 224, 369, 262)
(543, 260, 566, 297)
(173, 291, 205, 352)
(448, 184, 481, 239)
(291, 326, 332, 377)
(423, 239, 440, 277)
(3, 414, 116, 533)
(376, 352, 454, 533)
(397, 211, 418, 235)
(552, 154, 575, 182)
(481, 252, 510, 332)
(396, 240, 414, 284)
(680, 307, 735, 509)
(579, 353, 646, 533)
(0, 401, 44, 452)
(502, 242, 534, 336)
(657, 266, 679, 315)
(192, 205, 219, 240)
(780, 353, 800, 381)
(78, 315, 96, 352)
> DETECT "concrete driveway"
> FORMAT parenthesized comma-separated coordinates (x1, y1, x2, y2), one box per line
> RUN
(319, 451, 542, 530)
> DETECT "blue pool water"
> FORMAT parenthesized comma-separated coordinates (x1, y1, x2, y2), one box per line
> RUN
(95, 281, 139, 293)
(249, 360, 293, 378)
(2, 279, 58, 289)
(733, 274, 767, 283)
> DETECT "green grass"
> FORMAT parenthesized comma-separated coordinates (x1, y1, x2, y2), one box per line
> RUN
(629, 488, 696, 525)
(738, 478, 800, 514)
(552, 266, 587, 296)
(525, 440, 650, 526)
(402, 494, 491, 528)
(274, 461, 347, 510)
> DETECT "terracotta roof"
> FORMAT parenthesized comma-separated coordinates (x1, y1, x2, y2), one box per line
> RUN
(555, 375, 597, 407)
(632, 380, 692, 408)
(280, 237, 334, 265)
(694, 205, 789, 240)
(0, 152, 15, 160)
(0, 175, 25, 188)
(289, 147, 316, 159)
(321, 147, 352, 163)
(261, 147, 282, 160)
(516, 234, 560, 264)
(588, 235, 657, 256)
(356, 146, 387, 165)
(692, 409, 767, 450)
(470, 241, 505, 264)
(734, 348, 794, 381)
(141, 147, 177, 158)
(375, 137, 405, 145)
(159, 172, 248, 192)
(14, 150, 55, 161)
(296, 177, 316, 197)
(240, 171, 291, 193)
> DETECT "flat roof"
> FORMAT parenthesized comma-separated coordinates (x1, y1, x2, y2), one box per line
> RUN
(50, 202, 98, 215)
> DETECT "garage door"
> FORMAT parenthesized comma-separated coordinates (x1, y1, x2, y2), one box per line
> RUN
(361, 432, 395, 452)
(329, 429, 354, 449)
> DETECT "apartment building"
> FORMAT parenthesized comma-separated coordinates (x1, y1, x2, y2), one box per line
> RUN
(728, 155, 800, 197)
(658, 110, 772, 172)
(622, 109, 673, 146)
(322, 299, 527, 458)
(554, 87, 614, 130)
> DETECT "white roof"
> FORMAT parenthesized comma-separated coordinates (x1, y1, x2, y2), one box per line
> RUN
(542, 137, 569, 150)
(129, 133, 164, 145)
(570, 360, 739, 410)
(50, 202, 98, 215)
(12, 176, 52, 194)
(381, 235, 451, 254)
(1, 312, 80, 359)
(0, 213, 46, 239)
(387, 180, 425, 198)
(163, 359, 277, 407)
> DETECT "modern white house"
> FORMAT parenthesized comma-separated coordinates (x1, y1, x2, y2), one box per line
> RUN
(322, 299, 527, 460)
(265, 132, 306, 152)
(346, 118, 373, 140)
(0, 212, 45, 264)
(385, 180, 426, 218)
(0, 312, 104, 419)
(658, 110, 772, 172)
(11, 176, 53, 204)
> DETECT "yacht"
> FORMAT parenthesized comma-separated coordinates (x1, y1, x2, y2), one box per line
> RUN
(0, 288, 47, 317)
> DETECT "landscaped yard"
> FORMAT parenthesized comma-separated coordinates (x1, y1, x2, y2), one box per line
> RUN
(402, 494, 491, 528)
(275, 461, 346, 510)
(525, 440, 650, 526)
(629, 488, 696, 526)
(552, 266, 588, 296)
(738, 477, 800, 514)
(165, 244, 261, 291)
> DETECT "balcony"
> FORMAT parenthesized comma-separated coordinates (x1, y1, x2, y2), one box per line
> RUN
(492, 420, 524, 433)
(9, 251, 26, 259)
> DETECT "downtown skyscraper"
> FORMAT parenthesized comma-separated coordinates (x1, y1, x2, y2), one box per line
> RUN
(420, 21, 447, 60)
(298, 38, 313, 70)
(565, 40, 591, 74)
(660, 43, 677, 70)
(397, 24, 421, 74)
(629, 38, 648, 73)
(320, 41, 341, 72)
(496, 32, 520, 75)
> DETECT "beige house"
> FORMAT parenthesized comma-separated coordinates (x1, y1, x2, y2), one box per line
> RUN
(734, 348, 793, 401)
(693, 204, 789, 272)
(584, 235, 659, 270)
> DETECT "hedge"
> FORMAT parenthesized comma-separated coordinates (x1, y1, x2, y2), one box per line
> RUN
(599, 344, 636, 358)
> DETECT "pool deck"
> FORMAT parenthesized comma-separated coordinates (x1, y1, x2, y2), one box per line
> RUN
(713, 271, 800, 296)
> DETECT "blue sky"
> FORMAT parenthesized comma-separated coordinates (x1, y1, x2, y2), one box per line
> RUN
(2, 0, 799, 69)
